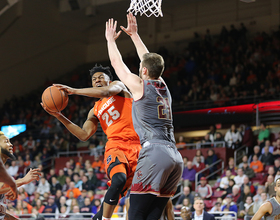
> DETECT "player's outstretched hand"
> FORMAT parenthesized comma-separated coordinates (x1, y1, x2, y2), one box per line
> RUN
(53, 84, 75, 95)
(40, 102, 61, 117)
(105, 18, 122, 42)
(120, 12, 138, 37)
(23, 168, 42, 184)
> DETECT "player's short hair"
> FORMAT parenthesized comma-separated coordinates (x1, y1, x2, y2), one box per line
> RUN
(142, 53, 164, 79)
(275, 177, 280, 183)
(89, 64, 113, 81)
(0, 132, 4, 136)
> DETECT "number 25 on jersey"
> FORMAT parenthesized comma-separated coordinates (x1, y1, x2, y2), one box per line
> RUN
(102, 105, 120, 126)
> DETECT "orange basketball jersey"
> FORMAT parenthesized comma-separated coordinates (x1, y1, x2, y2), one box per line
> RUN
(93, 95, 139, 142)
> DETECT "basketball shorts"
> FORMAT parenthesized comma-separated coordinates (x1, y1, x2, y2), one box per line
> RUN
(104, 140, 141, 197)
(130, 140, 184, 197)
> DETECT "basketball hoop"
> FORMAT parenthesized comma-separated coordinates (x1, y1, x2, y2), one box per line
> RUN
(127, 0, 163, 17)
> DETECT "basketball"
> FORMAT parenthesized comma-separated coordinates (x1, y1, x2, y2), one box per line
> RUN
(42, 86, 68, 112)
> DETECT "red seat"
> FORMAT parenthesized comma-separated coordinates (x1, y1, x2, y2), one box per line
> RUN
(96, 173, 106, 180)
(212, 190, 223, 198)
(204, 199, 213, 210)
(97, 186, 107, 190)
(94, 194, 104, 199)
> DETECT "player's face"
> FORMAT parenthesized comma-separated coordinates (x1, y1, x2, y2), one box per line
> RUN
(92, 72, 110, 87)
(180, 208, 191, 220)
(275, 179, 280, 197)
(0, 135, 16, 160)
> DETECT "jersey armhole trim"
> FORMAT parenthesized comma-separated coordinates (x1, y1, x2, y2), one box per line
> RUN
(133, 80, 146, 102)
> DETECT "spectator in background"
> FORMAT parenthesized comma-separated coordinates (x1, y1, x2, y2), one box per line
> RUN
(43, 195, 57, 218)
(56, 196, 70, 216)
(37, 176, 50, 196)
(253, 185, 265, 204)
(175, 186, 194, 210)
(47, 168, 57, 184)
(57, 205, 70, 219)
(238, 155, 249, 169)
(261, 140, 274, 154)
(250, 154, 264, 173)
(23, 179, 36, 196)
(176, 135, 187, 149)
(50, 176, 62, 195)
(81, 175, 92, 191)
(208, 125, 217, 143)
(274, 159, 280, 175)
(237, 185, 254, 212)
(66, 182, 82, 199)
(242, 124, 254, 149)
(77, 189, 88, 207)
(201, 134, 212, 148)
(248, 145, 261, 163)
(214, 132, 224, 147)
(205, 149, 218, 179)
(258, 123, 270, 147)
(196, 177, 212, 200)
(73, 173, 83, 190)
(193, 155, 205, 180)
(241, 161, 255, 179)
(221, 194, 238, 216)
(238, 195, 254, 218)
(91, 156, 104, 173)
(87, 168, 99, 190)
(57, 169, 67, 186)
(234, 168, 247, 187)
(223, 157, 237, 176)
(221, 179, 236, 199)
(192, 150, 205, 166)
(240, 176, 255, 195)
(92, 199, 101, 215)
(182, 161, 196, 188)
(80, 197, 92, 218)
(210, 201, 222, 217)
(265, 175, 275, 198)
(7, 160, 19, 177)
(62, 176, 71, 192)
(273, 138, 280, 158)
(260, 145, 274, 166)
(253, 192, 268, 213)
(224, 124, 242, 149)
(219, 169, 235, 190)
(69, 205, 83, 219)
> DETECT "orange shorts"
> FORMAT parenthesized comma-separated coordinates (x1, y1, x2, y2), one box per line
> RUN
(104, 140, 141, 197)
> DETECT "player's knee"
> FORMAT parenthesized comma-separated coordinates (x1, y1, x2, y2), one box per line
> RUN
(104, 172, 127, 205)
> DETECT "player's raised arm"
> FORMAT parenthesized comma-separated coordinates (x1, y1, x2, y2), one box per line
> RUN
(121, 13, 166, 84)
(120, 13, 149, 61)
(0, 168, 41, 194)
(54, 81, 126, 99)
(105, 18, 143, 97)
(251, 202, 272, 220)
(41, 104, 98, 142)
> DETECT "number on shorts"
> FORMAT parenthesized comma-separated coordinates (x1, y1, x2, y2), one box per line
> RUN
(102, 106, 120, 126)
(157, 97, 171, 120)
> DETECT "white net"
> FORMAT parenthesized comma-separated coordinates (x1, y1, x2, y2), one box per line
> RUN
(127, 0, 163, 17)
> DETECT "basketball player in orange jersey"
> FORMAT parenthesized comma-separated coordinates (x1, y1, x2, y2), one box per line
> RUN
(41, 65, 141, 220)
